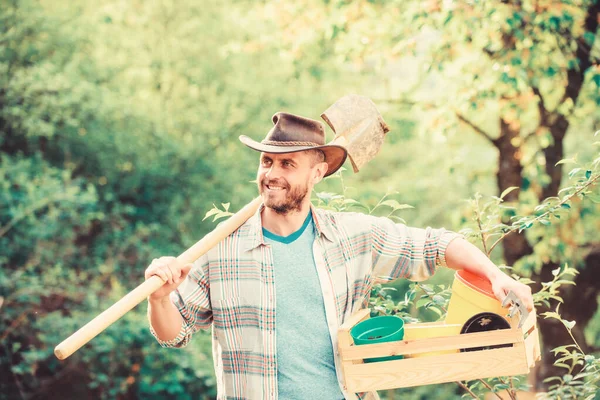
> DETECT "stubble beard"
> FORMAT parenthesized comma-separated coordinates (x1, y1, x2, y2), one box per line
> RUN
(258, 178, 309, 215)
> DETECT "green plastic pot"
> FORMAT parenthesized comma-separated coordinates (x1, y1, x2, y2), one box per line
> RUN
(350, 316, 405, 363)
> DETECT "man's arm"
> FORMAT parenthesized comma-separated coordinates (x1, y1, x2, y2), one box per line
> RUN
(363, 213, 460, 282)
(444, 237, 534, 311)
(145, 256, 213, 347)
(361, 212, 534, 310)
(148, 297, 186, 342)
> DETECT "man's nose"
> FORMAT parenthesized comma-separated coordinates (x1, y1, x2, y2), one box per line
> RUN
(264, 164, 279, 179)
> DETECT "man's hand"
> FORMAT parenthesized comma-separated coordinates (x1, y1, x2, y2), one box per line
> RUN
(145, 256, 193, 300)
(490, 272, 534, 312)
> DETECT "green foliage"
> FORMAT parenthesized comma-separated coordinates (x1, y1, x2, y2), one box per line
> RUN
(1, 0, 599, 399)
(539, 316, 600, 399)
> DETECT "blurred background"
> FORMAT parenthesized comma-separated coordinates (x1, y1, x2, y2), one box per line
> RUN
(1, 0, 599, 399)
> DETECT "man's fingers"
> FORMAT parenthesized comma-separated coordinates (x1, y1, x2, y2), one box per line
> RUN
(520, 287, 534, 312)
(166, 263, 180, 284)
(494, 287, 507, 305)
(162, 264, 174, 284)
(145, 257, 190, 286)
(153, 267, 169, 283)
(145, 259, 162, 280)
(181, 263, 193, 278)
(173, 263, 193, 283)
(511, 285, 534, 312)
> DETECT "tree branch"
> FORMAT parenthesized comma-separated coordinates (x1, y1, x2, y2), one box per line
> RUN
(455, 381, 478, 398)
(531, 86, 547, 124)
(455, 112, 496, 144)
(488, 172, 600, 256)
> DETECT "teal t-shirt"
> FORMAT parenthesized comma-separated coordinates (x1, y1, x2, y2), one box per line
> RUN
(263, 213, 344, 399)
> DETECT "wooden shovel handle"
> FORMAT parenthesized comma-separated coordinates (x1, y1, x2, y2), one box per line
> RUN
(54, 196, 262, 360)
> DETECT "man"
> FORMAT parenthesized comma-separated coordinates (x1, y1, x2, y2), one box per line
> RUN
(146, 112, 534, 400)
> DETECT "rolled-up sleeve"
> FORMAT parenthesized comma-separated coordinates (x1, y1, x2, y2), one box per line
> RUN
(369, 215, 462, 282)
(150, 255, 213, 348)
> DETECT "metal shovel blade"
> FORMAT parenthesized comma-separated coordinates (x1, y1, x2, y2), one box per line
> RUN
(321, 94, 389, 173)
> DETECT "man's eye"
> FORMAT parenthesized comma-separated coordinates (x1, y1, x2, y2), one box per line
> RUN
(262, 160, 272, 166)
(283, 161, 292, 167)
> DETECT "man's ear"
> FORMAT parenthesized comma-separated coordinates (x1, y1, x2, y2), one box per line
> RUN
(313, 162, 329, 184)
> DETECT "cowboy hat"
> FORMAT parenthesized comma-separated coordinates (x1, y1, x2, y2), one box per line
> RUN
(239, 112, 347, 177)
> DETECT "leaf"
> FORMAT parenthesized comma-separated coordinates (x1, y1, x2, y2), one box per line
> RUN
(568, 167, 581, 178)
(316, 192, 343, 202)
(589, 195, 600, 204)
(212, 211, 233, 222)
(542, 311, 562, 321)
(563, 320, 576, 330)
(202, 206, 220, 221)
(584, 355, 595, 363)
(427, 306, 442, 317)
(555, 158, 576, 166)
(221, 202, 230, 212)
(543, 377, 563, 384)
(379, 200, 414, 211)
(585, 170, 592, 179)
(500, 186, 519, 199)
(574, 371, 596, 380)
(432, 295, 446, 305)
(415, 298, 430, 308)
(561, 203, 571, 209)
(419, 284, 433, 293)
(343, 199, 361, 205)
(343, 198, 369, 211)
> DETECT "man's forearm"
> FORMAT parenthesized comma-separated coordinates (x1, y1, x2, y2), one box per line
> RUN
(444, 237, 504, 281)
(148, 297, 185, 342)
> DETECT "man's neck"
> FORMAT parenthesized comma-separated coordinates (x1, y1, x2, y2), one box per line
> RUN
(261, 203, 311, 237)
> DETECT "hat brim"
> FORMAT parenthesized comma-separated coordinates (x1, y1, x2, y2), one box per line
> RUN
(239, 135, 347, 177)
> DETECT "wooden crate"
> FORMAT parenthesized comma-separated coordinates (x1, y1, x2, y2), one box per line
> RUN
(338, 308, 541, 392)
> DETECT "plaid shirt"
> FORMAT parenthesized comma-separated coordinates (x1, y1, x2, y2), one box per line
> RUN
(150, 204, 460, 400)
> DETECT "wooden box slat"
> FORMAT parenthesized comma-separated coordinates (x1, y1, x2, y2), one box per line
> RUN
(343, 328, 521, 360)
(344, 345, 530, 392)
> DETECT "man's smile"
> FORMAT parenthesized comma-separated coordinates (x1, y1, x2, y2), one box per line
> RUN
(266, 184, 285, 191)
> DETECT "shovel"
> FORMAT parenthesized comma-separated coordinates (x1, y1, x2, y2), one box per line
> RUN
(54, 94, 389, 360)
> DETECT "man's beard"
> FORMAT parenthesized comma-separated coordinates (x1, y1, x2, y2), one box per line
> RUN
(258, 178, 309, 215)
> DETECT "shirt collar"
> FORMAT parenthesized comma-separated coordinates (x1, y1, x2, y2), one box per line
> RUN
(243, 203, 335, 252)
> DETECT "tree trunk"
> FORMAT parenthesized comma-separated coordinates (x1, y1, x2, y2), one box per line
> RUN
(493, 114, 598, 390)
(495, 118, 533, 266)
(541, 116, 567, 200)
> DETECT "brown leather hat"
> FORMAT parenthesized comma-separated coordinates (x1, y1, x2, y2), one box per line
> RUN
(239, 112, 347, 177)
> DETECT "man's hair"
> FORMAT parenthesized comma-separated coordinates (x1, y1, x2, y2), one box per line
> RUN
(307, 149, 325, 166)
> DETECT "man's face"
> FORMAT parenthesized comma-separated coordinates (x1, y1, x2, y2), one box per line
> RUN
(257, 151, 320, 215)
